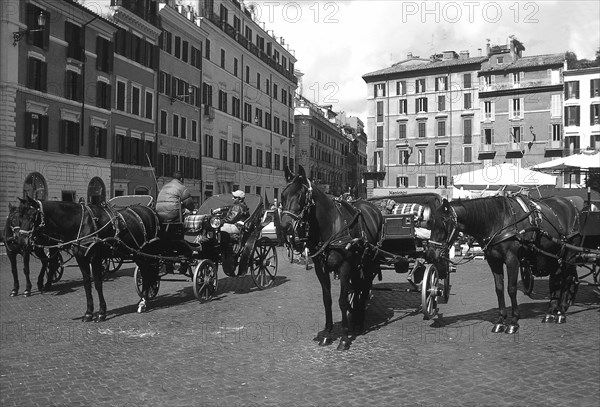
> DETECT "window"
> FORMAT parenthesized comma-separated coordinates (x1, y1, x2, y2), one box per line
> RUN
(160, 110, 167, 134)
(483, 75, 493, 87)
(96, 36, 113, 73)
(551, 94, 562, 117)
(376, 126, 383, 148)
(463, 73, 471, 89)
(59, 120, 79, 155)
(396, 176, 408, 187)
(65, 70, 82, 102)
(464, 146, 472, 163)
(564, 106, 580, 126)
(191, 120, 197, 142)
(145, 91, 153, 120)
(565, 81, 579, 99)
(416, 97, 428, 113)
(25, 113, 48, 151)
(591, 79, 600, 97)
(232, 97, 240, 118)
(220, 139, 228, 161)
(25, 4, 48, 49)
(396, 81, 406, 95)
(65, 22, 83, 61)
(256, 108, 263, 127)
(418, 122, 426, 138)
(233, 143, 241, 163)
(96, 81, 111, 109)
(116, 80, 126, 111)
(398, 99, 407, 114)
(173, 114, 179, 137)
(130, 138, 140, 165)
(511, 126, 522, 143)
(435, 148, 445, 164)
(180, 117, 186, 139)
(191, 46, 202, 69)
(437, 120, 445, 137)
(220, 49, 225, 68)
(399, 149, 410, 164)
(510, 98, 523, 119)
(218, 90, 228, 112)
(205, 134, 213, 157)
(497, 56, 504, 64)
(591, 104, 600, 125)
(27, 57, 47, 92)
(417, 149, 426, 165)
(374, 83, 386, 97)
(398, 123, 407, 139)
(463, 119, 472, 144)
(245, 66, 250, 83)
(550, 124, 562, 142)
(274, 117, 280, 134)
(205, 39, 211, 59)
(274, 154, 280, 170)
(265, 151, 272, 169)
(90, 127, 107, 158)
(376, 101, 384, 122)
(463, 93, 472, 109)
(182, 40, 188, 63)
(245, 146, 252, 165)
(435, 176, 447, 188)
(174, 36, 181, 58)
(437, 95, 445, 112)
(244, 103, 252, 122)
(415, 79, 426, 93)
(417, 175, 426, 187)
(435, 76, 447, 91)
(484, 128, 494, 145)
(484, 101, 494, 120)
(256, 149, 263, 167)
(512, 71, 523, 86)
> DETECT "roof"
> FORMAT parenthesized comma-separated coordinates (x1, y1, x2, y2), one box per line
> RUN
(480, 53, 564, 72)
(363, 56, 489, 81)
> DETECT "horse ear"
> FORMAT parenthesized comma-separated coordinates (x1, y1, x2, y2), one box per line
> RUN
(298, 165, 307, 179)
(284, 165, 295, 183)
(442, 198, 451, 212)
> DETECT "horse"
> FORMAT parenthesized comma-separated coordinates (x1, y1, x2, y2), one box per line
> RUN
(3, 204, 59, 296)
(280, 165, 384, 350)
(16, 196, 159, 321)
(426, 195, 583, 334)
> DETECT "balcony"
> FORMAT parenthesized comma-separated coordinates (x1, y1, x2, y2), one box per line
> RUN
(203, 105, 215, 119)
(362, 165, 386, 181)
(478, 144, 497, 160)
(544, 140, 564, 158)
(506, 142, 524, 159)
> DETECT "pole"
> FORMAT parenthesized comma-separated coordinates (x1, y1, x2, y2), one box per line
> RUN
(146, 153, 159, 201)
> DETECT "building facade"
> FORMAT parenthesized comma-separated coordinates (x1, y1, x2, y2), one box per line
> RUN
(362, 50, 487, 199)
(0, 0, 119, 220)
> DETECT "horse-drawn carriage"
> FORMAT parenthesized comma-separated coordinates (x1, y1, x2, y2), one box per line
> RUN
(132, 193, 278, 307)
(367, 193, 454, 319)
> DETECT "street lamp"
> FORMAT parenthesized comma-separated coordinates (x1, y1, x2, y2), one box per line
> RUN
(171, 86, 193, 105)
(13, 11, 46, 46)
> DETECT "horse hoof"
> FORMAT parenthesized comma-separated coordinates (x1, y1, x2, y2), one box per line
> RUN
(318, 337, 333, 347)
(137, 300, 147, 313)
(82, 314, 94, 322)
(542, 314, 555, 323)
(23, 290, 31, 297)
(555, 314, 566, 324)
(491, 324, 505, 333)
(96, 313, 107, 323)
(337, 340, 350, 351)
(10, 290, 18, 297)
(505, 325, 519, 334)
(37, 284, 44, 293)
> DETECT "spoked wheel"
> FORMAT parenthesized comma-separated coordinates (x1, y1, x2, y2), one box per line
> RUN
(520, 263, 534, 296)
(51, 252, 64, 283)
(133, 265, 160, 299)
(440, 266, 451, 304)
(192, 259, 218, 302)
(421, 264, 443, 320)
(103, 256, 123, 274)
(250, 237, 278, 289)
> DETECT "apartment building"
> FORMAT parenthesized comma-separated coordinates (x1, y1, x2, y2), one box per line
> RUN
(362, 51, 487, 198)
(477, 37, 565, 168)
(0, 0, 119, 220)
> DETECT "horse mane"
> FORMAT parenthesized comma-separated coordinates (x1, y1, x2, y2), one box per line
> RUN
(453, 196, 511, 235)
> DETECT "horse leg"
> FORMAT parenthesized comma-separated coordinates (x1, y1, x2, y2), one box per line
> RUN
(489, 260, 507, 333)
(22, 251, 33, 297)
(91, 257, 107, 322)
(77, 258, 95, 322)
(313, 258, 333, 346)
(36, 248, 49, 293)
(337, 262, 352, 351)
(556, 265, 579, 324)
(137, 260, 158, 313)
(504, 256, 521, 334)
(8, 252, 19, 296)
(543, 264, 563, 323)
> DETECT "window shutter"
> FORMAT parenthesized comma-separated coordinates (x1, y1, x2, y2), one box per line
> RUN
(575, 106, 580, 126)
(27, 58, 35, 89)
(106, 84, 112, 110)
(123, 136, 131, 164)
(373, 84, 377, 97)
(96, 84, 102, 108)
(101, 129, 107, 158)
(41, 115, 49, 151)
(575, 82, 580, 99)
(24, 113, 33, 148)
(509, 99, 513, 118)
(42, 11, 50, 50)
(89, 126, 96, 156)
(59, 121, 65, 153)
(96, 37, 103, 70)
(73, 123, 80, 155)
(40, 61, 47, 92)
(519, 98, 524, 118)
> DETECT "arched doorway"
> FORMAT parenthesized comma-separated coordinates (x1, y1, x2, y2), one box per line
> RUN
(23, 172, 47, 200)
(87, 177, 106, 205)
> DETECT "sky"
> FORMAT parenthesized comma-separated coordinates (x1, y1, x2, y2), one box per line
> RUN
(253, 0, 600, 122)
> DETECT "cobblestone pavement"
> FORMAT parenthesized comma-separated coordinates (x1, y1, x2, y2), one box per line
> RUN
(1, 248, 599, 407)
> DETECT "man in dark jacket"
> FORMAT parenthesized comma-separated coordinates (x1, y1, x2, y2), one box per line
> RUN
(220, 190, 249, 238)
(155, 171, 195, 223)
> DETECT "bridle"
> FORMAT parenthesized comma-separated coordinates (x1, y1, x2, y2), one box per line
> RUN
(427, 203, 460, 258)
(280, 178, 315, 244)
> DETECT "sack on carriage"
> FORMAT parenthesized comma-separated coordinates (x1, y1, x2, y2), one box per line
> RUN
(183, 214, 207, 233)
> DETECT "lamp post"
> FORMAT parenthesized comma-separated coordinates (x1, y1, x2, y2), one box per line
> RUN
(13, 11, 46, 46)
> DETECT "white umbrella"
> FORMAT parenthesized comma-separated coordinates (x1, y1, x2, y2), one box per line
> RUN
(530, 151, 600, 172)
(453, 163, 556, 188)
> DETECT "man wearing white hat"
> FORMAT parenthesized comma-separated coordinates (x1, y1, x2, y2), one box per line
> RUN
(220, 190, 249, 238)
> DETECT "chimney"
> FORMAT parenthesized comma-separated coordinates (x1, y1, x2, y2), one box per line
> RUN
(407, 52, 413, 59)
(459, 50, 470, 59)
(486, 39, 491, 56)
(477, 48, 482, 56)
(442, 51, 457, 60)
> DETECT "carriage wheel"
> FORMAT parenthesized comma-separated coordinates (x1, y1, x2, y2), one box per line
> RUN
(440, 266, 450, 304)
(193, 259, 218, 302)
(133, 266, 160, 299)
(103, 256, 123, 274)
(250, 237, 278, 289)
(51, 252, 64, 283)
(520, 263, 534, 296)
(421, 264, 442, 320)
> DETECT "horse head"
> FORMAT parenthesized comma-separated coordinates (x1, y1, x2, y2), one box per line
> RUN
(425, 198, 459, 263)
(16, 196, 43, 238)
(280, 165, 314, 243)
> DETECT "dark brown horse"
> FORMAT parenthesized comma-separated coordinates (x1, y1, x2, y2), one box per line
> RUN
(426, 195, 582, 333)
(16, 196, 159, 321)
(280, 166, 384, 350)
(3, 204, 59, 296)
